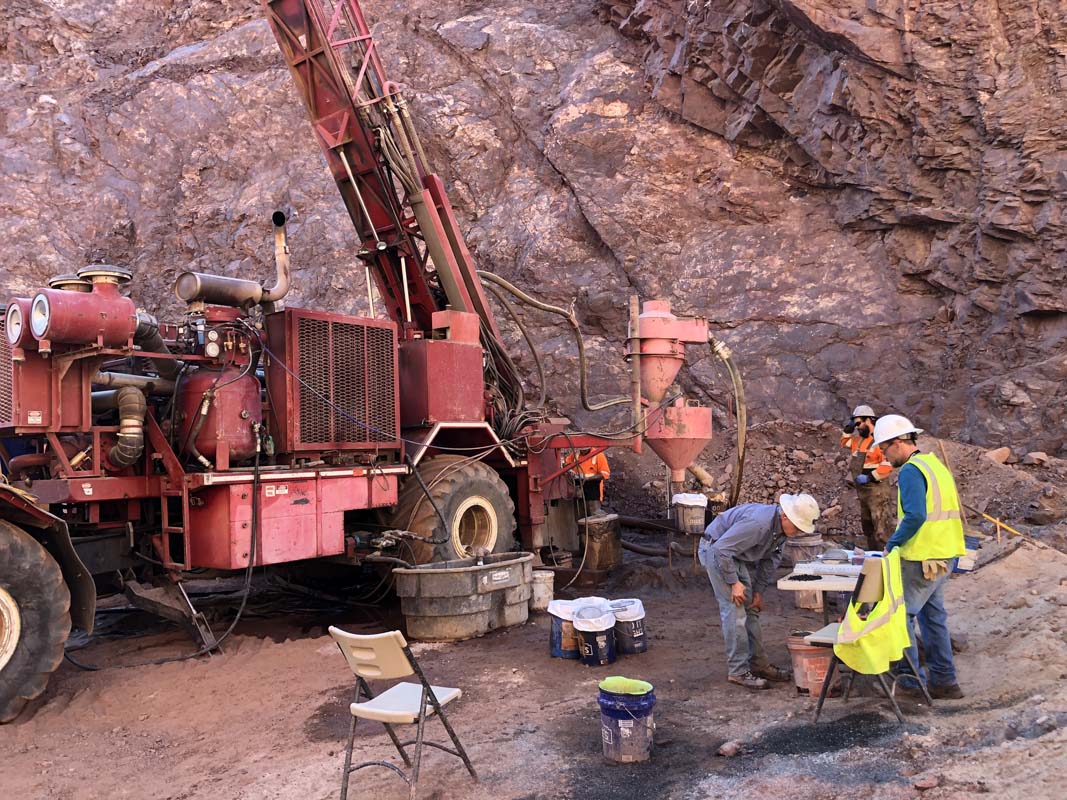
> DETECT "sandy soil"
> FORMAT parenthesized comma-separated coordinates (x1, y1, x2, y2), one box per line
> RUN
(3, 534, 1065, 800)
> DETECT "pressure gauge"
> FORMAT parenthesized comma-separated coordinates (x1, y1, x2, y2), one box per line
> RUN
(205, 341, 221, 358)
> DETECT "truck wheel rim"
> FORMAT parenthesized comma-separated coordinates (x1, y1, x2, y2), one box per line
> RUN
(451, 496, 497, 556)
(0, 585, 21, 672)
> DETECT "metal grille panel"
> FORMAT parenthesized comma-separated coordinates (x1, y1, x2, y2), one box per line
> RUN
(365, 326, 396, 442)
(291, 311, 398, 448)
(0, 316, 12, 427)
(296, 317, 332, 443)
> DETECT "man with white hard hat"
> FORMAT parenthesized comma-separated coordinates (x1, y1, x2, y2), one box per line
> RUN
(873, 414, 967, 700)
(699, 493, 821, 690)
(840, 404, 895, 550)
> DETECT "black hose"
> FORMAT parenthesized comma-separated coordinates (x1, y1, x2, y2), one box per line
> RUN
(483, 282, 546, 408)
(476, 271, 629, 412)
(402, 453, 451, 546)
(108, 386, 147, 468)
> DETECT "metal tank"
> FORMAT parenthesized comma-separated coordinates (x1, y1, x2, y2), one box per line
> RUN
(177, 367, 262, 468)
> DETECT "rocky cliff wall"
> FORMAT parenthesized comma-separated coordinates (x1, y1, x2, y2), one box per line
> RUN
(2, 0, 1064, 453)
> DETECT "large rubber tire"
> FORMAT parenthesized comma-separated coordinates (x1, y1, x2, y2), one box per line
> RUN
(0, 520, 71, 723)
(390, 455, 516, 564)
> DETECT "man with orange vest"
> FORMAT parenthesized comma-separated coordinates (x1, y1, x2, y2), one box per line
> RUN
(564, 449, 610, 511)
(873, 414, 967, 700)
(841, 404, 894, 550)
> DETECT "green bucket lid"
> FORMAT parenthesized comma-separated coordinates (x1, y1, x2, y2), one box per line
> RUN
(598, 676, 653, 695)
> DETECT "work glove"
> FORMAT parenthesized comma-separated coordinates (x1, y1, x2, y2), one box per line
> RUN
(843, 420, 857, 434)
(855, 474, 871, 486)
(922, 559, 949, 580)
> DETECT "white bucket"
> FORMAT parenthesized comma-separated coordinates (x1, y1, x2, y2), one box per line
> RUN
(531, 570, 554, 612)
(672, 493, 708, 535)
(572, 605, 617, 633)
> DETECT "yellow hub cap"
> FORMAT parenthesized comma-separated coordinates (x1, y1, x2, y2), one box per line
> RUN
(0, 585, 21, 672)
(450, 496, 498, 557)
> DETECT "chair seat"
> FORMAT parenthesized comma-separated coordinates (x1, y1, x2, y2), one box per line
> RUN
(351, 682, 462, 724)
(804, 622, 840, 646)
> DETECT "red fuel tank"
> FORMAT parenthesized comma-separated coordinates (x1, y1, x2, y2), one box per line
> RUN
(177, 367, 262, 467)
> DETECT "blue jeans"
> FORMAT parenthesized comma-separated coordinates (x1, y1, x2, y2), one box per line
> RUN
(896, 558, 958, 688)
(699, 540, 768, 678)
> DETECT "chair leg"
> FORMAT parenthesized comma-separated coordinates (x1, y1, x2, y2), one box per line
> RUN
(843, 669, 857, 702)
(813, 654, 839, 723)
(408, 687, 429, 800)
(435, 705, 478, 780)
(340, 683, 362, 800)
(357, 678, 412, 767)
(901, 649, 934, 706)
(383, 723, 413, 768)
(875, 673, 906, 723)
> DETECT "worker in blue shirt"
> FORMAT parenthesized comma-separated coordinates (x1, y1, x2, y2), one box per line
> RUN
(873, 415, 967, 700)
(698, 494, 821, 690)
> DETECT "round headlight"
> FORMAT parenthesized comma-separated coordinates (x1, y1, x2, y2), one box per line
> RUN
(6, 304, 23, 345)
(30, 293, 51, 339)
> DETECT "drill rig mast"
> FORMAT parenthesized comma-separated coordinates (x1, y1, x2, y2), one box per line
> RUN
(261, 0, 521, 415)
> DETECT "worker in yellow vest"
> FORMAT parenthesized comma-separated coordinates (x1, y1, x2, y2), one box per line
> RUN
(872, 415, 967, 699)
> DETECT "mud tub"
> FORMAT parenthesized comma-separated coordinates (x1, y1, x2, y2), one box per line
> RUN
(394, 552, 534, 641)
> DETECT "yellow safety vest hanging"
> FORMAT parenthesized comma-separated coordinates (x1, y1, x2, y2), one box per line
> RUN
(897, 453, 967, 561)
(833, 549, 911, 675)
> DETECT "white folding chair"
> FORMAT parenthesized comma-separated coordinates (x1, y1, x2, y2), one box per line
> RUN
(328, 627, 477, 800)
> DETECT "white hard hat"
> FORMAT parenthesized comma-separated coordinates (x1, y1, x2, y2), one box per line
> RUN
(779, 493, 820, 534)
(872, 414, 923, 446)
(851, 405, 876, 418)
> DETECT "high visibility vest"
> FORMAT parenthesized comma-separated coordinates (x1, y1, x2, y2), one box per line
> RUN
(833, 549, 911, 675)
(896, 453, 966, 561)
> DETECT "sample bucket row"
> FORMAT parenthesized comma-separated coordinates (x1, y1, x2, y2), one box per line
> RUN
(548, 597, 647, 666)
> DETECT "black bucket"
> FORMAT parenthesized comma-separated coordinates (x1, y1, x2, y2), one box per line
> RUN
(612, 599, 647, 655)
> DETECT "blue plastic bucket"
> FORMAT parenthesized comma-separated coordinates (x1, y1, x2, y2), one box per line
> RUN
(598, 684, 656, 763)
(549, 614, 581, 659)
(580, 628, 616, 666)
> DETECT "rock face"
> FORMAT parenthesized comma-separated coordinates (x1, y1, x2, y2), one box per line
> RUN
(595, 0, 1067, 452)
(2, 0, 1065, 453)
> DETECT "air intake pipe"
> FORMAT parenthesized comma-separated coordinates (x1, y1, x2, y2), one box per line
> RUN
(174, 212, 292, 308)
(134, 312, 180, 380)
(107, 386, 147, 468)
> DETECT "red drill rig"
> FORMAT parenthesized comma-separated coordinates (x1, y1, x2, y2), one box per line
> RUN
(0, 0, 738, 722)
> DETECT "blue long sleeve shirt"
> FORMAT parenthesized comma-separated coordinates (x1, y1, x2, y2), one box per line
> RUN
(885, 459, 927, 553)
(703, 503, 785, 594)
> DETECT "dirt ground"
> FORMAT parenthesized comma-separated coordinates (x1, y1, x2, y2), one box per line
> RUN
(3, 530, 1066, 800)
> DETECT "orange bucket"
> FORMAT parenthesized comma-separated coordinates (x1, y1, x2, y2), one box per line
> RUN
(787, 633, 835, 694)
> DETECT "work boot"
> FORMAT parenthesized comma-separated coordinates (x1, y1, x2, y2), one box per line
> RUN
(751, 664, 792, 682)
(727, 672, 770, 690)
(929, 683, 964, 700)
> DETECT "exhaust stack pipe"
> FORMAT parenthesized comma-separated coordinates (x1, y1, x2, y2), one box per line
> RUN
(261, 211, 291, 304)
(174, 212, 292, 309)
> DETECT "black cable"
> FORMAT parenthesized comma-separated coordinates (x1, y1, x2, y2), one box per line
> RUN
(402, 453, 451, 544)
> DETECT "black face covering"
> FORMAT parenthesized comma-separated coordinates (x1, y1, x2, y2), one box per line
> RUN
(857, 423, 871, 437)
